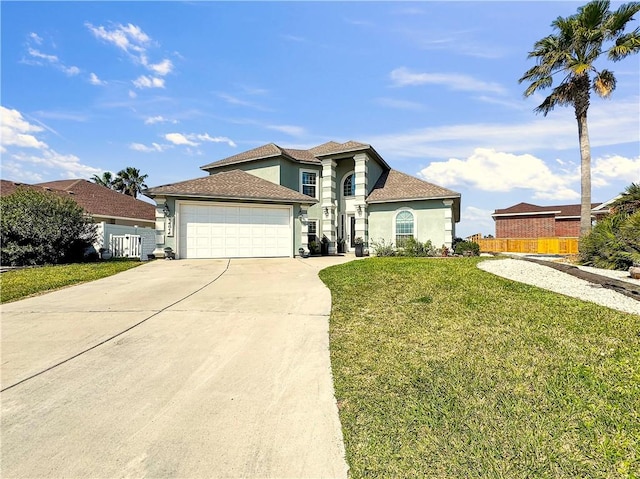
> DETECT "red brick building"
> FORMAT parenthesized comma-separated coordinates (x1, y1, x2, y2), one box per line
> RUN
(492, 202, 608, 238)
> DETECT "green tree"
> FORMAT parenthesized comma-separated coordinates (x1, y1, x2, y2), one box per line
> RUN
(580, 182, 640, 269)
(1, 187, 97, 266)
(113, 167, 148, 199)
(519, 0, 640, 236)
(91, 171, 115, 189)
(609, 182, 640, 215)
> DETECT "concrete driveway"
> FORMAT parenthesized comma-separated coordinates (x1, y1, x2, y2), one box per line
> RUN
(1, 256, 353, 478)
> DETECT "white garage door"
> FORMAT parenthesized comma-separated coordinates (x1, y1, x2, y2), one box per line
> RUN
(178, 202, 292, 259)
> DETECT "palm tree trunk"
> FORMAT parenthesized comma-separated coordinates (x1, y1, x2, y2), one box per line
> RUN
(577, 113, 592, 237)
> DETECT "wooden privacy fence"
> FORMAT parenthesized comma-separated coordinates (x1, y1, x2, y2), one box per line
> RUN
(476, 237, 579, 255)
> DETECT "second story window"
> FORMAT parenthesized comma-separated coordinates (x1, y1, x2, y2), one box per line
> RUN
(301, 171, 317, 198)
(343, 174, 355, 197)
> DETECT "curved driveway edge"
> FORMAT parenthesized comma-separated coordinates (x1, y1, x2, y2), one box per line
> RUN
(1, 256, 353, 478)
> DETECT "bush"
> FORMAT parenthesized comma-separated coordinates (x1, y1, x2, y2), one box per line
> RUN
(454, 240, 480, 256)
(1, 187, 97, 266)
(399, 237, 436, 257)
(370, 238, 396, 257)
(580, 211, 639, 270)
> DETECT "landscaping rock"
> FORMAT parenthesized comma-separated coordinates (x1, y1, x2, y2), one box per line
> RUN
(629, 266, 640, 280)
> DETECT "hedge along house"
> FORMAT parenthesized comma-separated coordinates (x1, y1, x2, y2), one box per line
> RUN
(145, 141, 461, 259)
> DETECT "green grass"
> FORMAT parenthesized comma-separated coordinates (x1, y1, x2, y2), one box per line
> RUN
(319, 257, 640, 479)
(0, 261, 143, 303)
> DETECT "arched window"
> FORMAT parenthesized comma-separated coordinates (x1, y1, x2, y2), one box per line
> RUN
(343, 174, 355, 197)
(395, 211, 414, 247)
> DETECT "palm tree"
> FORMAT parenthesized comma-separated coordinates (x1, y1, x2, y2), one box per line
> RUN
(610, 182, 640, 215)
(519, 0, 640, 237)
(113, 167, 148, 199)
(91, 171, 115, 189)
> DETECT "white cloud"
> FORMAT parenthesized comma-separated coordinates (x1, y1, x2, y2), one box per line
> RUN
(29, 32, 43, 45)
(86, 22, 150, 54)
(266, 124, 307, 137)
(419, 148, 580, 201)
(592, 155, 640, 186)
(147, 58, 173, 76)
(26, 43, 80, 77)
(9, 151, 102, 178)
(89, 72, 106, 85)
(196, 134, 236, 147)
(133, 75, 165, 89)
(1, 107, 101, 180)
(129, 142, 167, 153)
(28, 47, 58, 63)
(62, 65, 80, 76)
(129, 90, 137, 99)
(144, 115, 176, 125)
(165, 133, 198, 146)
(1, 107, 47, 149)
(164, 132, 236, 148)
(390, 67, 506, 94)
(369, 97, 639, 160)
(86, 22, 174, 80)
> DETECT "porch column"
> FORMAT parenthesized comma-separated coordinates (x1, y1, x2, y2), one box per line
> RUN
(299, 205, 309, 255)
(443, 199, 454, 248)
(354, 153, 369, 245)
(152, 197, 168, 257)
(321, 158, 337, 253)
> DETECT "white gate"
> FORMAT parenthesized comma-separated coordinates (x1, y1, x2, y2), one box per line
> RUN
(110, 234, 141, 258)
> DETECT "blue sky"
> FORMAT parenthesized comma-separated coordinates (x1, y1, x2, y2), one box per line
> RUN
(2, 1, 639, 238)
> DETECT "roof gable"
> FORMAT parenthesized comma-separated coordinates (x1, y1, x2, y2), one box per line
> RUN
(145, 169, 317, 203)
(200, 140, 389, 172)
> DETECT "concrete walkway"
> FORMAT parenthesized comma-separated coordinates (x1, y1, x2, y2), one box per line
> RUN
(1, 256, 353, 478)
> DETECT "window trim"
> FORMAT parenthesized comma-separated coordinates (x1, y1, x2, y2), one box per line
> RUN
(307, 219, 318, 236)
(300, 169, 319, 199)
(342, 171, 355, 198)
(393, 209, 416, 246)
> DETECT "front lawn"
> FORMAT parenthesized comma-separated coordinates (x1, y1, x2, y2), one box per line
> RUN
(320, 257, 639, 478)
(0, 261, 143, 303)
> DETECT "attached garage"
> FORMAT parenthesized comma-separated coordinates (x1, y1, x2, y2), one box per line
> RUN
(177, 201, 292, 259)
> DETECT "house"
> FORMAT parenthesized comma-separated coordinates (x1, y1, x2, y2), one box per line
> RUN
(492, 202, 609, 238)
(1, 179, 157, 258)
(1, 179, 156, 228)
(145, 141, 461, 259)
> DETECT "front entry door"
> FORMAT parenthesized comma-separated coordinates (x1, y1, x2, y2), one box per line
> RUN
(349, 215, 356, 247)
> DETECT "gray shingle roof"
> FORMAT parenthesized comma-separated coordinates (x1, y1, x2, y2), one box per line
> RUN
(145, 169, 317, 203)
(366, 170, 460, 203)
(200, 140, 383, 171)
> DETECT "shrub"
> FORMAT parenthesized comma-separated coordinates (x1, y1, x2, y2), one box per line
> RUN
(370, 238, 396, 257)
(580, 212, 639, 270)
(1, 187, 97, 266)
(400, 237, 436, 257)
(454, 240, 480, 256)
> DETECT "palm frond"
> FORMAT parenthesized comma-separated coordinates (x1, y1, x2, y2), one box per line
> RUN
(592, 69, 617, 97)
(607, 2, 640, 35)
(608, 28, 640, 59)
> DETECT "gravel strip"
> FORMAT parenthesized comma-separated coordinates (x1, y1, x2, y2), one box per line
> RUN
(478, 258, 640, 315)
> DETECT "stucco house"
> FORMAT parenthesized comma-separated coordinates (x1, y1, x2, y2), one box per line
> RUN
(145, 141, 461, 259)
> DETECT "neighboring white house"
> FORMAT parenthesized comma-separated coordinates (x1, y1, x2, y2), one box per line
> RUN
(145, 141, 461, 259)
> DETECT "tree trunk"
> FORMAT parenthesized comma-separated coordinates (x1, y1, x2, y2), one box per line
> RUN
(577, 112, 592, 237)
